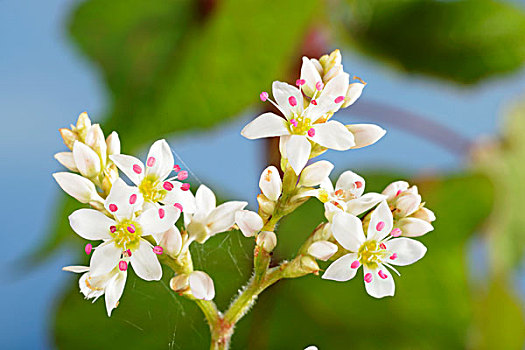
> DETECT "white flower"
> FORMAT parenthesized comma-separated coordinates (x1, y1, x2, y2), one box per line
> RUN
(235, 210, 263, 237)
(322, 201, 427, 298)
(382, 181, 435, 237)
(304, 346, 318, 350)
(259, 166, 282, 201)
(63, 264, 127, 317)
(110, 139, 195, 212)
(68, 179, 179, 281)
(241, 76, 355, 174)
(53, 172, 104, 204)
(184, 185, 247, 243)
(303, 170, 385, 218)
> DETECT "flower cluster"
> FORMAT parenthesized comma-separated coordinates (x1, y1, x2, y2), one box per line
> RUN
(53, 49, 435, 348)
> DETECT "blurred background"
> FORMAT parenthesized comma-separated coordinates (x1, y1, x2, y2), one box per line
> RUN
(2, 0, 525, 348)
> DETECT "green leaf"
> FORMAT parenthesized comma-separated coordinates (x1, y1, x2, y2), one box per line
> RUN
(343, 0, 525, 84)
(69, 0, 320, 148)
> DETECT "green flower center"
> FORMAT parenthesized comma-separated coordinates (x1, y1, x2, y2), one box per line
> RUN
(110, 219, 142, 250)
(139, 176, 167, 203)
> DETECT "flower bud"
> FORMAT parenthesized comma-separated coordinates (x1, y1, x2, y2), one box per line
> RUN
(59, 128, 78, 150)
(170, 274, 189, 293)
(159, 226, 183, 256)
(53, 172, 101, 203)
(257, 194, 276, 217)
(189, 271, 215, 300)
(85, 124, 107, 164)
(73, 141, 101, 178)
(347, 124, 386, 149)
(75, 112, 91, 134)
(308, 240, 338, 261)
(382, 181, 409, 202)
(397, 217, 434, 237)
(299, 160, 334, 187)
(54, 152, 78, 172)
(106, 131, 121, 156)
(411, 207, 436, 223)
(235, 210, 263, 237)
(256, 231, 277, 252)
(395, 193, 421, 217)
(300, 255, 320, 274)
(259, 166, 282, 201)
(341, 83, 365, 108)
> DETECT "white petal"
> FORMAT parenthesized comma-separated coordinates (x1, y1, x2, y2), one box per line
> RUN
(259, 165, 282, 201)
(109, 154, 145, 185)
(85, 124, 107, 163)
(308, 240, 338, 261)
(272, 81, 303, 119)
(318, 72, 350, 104)
(331, 212, 365, 251)
(322, 253, 359, 281)
(207, 201, 248, 236)
(320, 177, 335, 193)
(158, 226, 183, 256)
(106, 131, 121, 156)
(382, 181, 409, 201)
(130, 239, 162, 281)
(324, 202, 343, 222)
(300, 57, 322, 97)
(195, 184, 216, 216)
(138, 205, 180, 235)
(235, 210, 263, 237)
(54, 152, 78, 172)
(335, 170, 365, 197)
(73, 141, 101, 178)
(286, 135, 311, 175)
(310, 121, 355, 150)
(341, 82, 365, 108)
(367, 201, 393, 241)
(53, 172, 99, 204)
(347, 124, 386, 149)
(78, 272, 105, 300)
(397, 217, 434, 237)
(62, 265, 90, 273)
(105, 271, 126, 316)
(241, 113, 290, 139)
(145, 139, 174, 181)
(346, 193, 387, 216)
(89, 242, 121, 276)
(385, 237, 427, 266)
(363, 264, 395, 298)
(69, 209, 114, 240)
(299, 160, 334, 187)
(396, 193, 422, 217)
(411, 207, 436, 223)
(104, 178, 144, 220)
(189, 271, 215, 300)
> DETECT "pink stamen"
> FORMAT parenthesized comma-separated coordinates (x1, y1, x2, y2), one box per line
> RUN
(307, 128, 315, 137)
(163, 182, 174, 191)
(296, 79, 305, 86)
(110, 225, 117, 233)
(290, 119, 298, 127)
(395, 189, 402, 197)
(127, 224, 135, 233)
(378, 270, 388, 279)
(379, 243, 386, 250)
(147, 157, 156, 167)
(153, 246, 163, 255)
(177, 171, 188, 181)
(350, 260, 360, 269)
(334, 95, 345, 103)
(376, 221, 385, 231)
(181, 183, 190, 191)
(132, 164, 142, 174)
(288, 96, 297, 107)
(389, 253, 398, 260)
(129, 194, 137, 204)
(390, 228, 402, 237)
(158, 208, 165, 219)
(364, 273, 373, 283)
(174, 203, 183, 212)
(355, 181, 363, 189)
(260, 91, 269, 102)
(315, 81, 324, 91)
(311, 99, 317, 105)
(119, 261, 128, 271)
(85, 243, 92, 255)
(126, 249, 132, 257)
(173, 164, 181, 172)
(109, 204, 118, 212)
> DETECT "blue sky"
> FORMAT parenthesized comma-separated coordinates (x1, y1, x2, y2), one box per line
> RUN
(1, 0, 525, 348)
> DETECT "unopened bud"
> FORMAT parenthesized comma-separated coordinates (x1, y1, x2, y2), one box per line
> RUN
(170, 274, 189, 293)
(106, 131, 121, 156)
(73, 141, 101, 178)
(59, 128, 78, 150)
(257, 194, 276, 217)
(256, 231, 277, 252)
(308, 240, 338, 261)
(259, 165, 282, 201)
(75, 112, 92, 133)
(54, 152, 78, 172)
(53, 172, 101, 204)
(300, 255, 320, 274)
(85, 124, 107, 164)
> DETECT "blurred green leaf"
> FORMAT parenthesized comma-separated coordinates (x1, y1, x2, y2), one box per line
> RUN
(343, 0, 525, 84)
(474, 101, 525, 272)
(69, 0, 319, 148)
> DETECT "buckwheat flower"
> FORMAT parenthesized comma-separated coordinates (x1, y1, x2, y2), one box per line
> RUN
(170, 271, 216, 300)
(241, 74, 355, 174)
(308, 240, 338, 261)
(235, 210, 263, 237)
(184, 185, 247, 243)
(298, 160, 334, 187)
(68, 179, 179, 281)
(110, 139, 195, 212)
(302, 170, 385, 218)
(322, 201, 427, 298)
(259, 165, 282, 201)
(63, 264, 127, 317)
(382, 181, 435, 237)
(73, 141, 101, 178)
